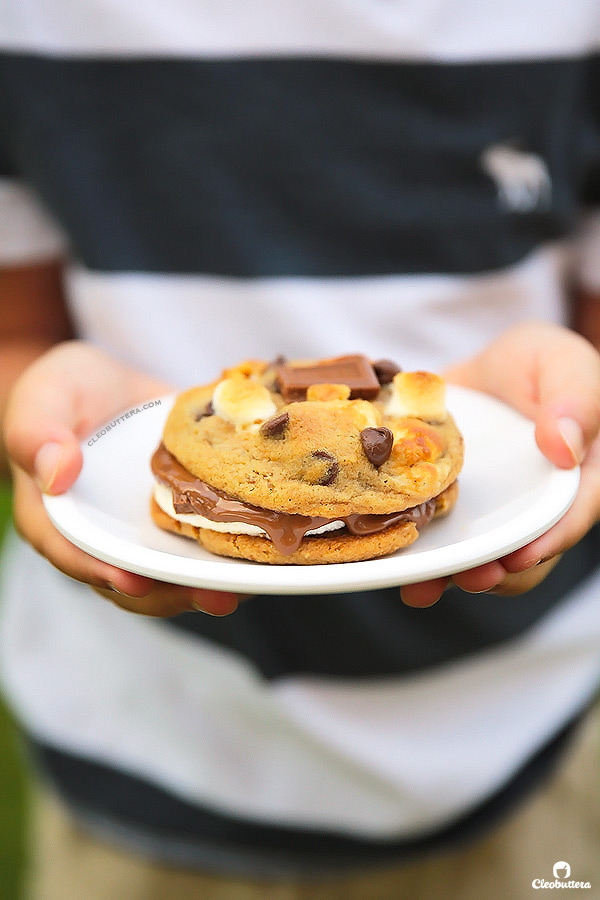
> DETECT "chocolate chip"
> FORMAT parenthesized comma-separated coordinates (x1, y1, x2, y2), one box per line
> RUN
(360, 427, 394, 467)
(372, 359, 401, 385)
(260, 411, 290, 438)
(195, 402, 214, 421)
(312, 450, 339, 485)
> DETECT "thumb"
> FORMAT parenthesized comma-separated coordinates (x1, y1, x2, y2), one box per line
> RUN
(5, 363, 84, 494)
(446, 323, 600, 470)
(535, 411, 587, 470)
(4, 341, 169, 495)
(32, 438, 83, 495)
(533, 336, 600, 470)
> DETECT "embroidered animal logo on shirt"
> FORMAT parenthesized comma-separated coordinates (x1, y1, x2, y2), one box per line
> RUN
(481, 143, 552, 213)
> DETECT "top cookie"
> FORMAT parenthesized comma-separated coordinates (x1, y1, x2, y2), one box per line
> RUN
(160, 354, 464, 519)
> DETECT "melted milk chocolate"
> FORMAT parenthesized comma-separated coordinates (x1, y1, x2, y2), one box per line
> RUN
(151, 443, 435, 555)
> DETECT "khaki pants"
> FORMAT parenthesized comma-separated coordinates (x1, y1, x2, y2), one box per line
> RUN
(27, 708, 600, 900)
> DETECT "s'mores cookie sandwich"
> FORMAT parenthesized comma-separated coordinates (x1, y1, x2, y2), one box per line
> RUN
(150, 354, 464, 564)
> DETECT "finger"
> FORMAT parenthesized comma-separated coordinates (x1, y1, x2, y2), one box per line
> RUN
(33, 438, 83, 494)
(400, 577, 449, 608)
(401, 558, 506, 608)
(502, 437, 600, 572)
(449, 560, 507, 593)
(11, 466, 156, 593)
(13, 466, 240, 616)
(533, 332, 600, 469)
(95, 586, 240, 617)
(447, 323, 600, 469)
(5, 344, 91, 481)
(7, 400, 83, 495)
(481, 558, 561, 596)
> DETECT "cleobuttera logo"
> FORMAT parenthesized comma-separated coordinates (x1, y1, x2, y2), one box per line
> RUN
(554, 861, 571, 879)
(532, 859, 591, 890)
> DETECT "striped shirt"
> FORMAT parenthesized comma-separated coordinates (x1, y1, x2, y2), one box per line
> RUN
(1, 0, 600, 875)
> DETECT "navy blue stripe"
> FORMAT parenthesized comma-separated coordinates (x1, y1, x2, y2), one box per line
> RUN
(0, 53, 597, 275)
(31, 708, 586, 875)
(165, 526, 600, 681)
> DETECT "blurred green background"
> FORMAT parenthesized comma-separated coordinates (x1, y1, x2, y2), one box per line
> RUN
(0, 483, 30, 900)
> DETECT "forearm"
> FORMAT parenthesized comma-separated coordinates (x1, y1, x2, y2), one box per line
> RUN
(0, 260, 73, 479)
(571, 287, 600, 353)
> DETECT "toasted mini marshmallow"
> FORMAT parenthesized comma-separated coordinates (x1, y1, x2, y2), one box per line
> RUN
(385, 371, 447, 422)
(390, 419, 445, 466)
(212, 374, 277, 426)
(222, 359, 268, 379)
(306, 383, 351, 402)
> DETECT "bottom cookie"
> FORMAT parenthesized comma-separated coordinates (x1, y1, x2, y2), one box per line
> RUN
(150, 480, 458, 565)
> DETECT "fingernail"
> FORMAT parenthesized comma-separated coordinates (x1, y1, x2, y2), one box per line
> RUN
(106, 582, 128, 596)
(34, 442, 63, 493)
(535, 554, 555, 567)
(106, 582, 149, 599)
(190, 601, 230, 616)
(468, 586, 500, 594)
(191, 602, 215, 615)
(190, 592, 240, 616)
(557, 417, 585, 465)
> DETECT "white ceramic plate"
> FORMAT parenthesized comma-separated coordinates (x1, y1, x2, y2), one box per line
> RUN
(43, 388, 579, 595)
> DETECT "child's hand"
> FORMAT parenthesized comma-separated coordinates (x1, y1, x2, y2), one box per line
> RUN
(401, 322, 600, 607)
(4, 340, 240, 616)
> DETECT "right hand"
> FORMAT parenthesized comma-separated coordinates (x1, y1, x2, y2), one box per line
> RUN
(3, 340, 240, 616)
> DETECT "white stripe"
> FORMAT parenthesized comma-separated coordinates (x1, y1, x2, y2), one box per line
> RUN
(64, 242, 570, 386)
(0, 179, 68, 264)
(1, 532, 599, 837)
(2, 0, 600, 60)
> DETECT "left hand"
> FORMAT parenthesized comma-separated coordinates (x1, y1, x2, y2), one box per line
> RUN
(401, 321, 600, 607)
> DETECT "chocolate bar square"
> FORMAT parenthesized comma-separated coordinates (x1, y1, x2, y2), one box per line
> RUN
(275, 354, 380, 402)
